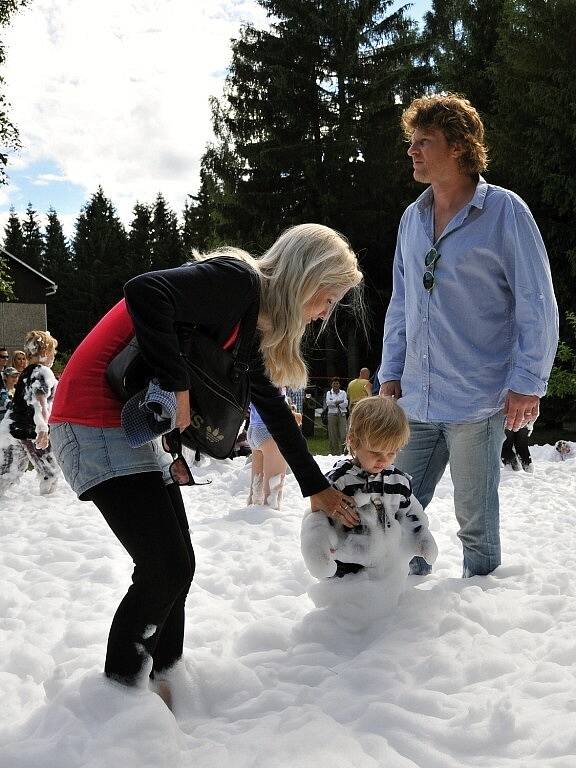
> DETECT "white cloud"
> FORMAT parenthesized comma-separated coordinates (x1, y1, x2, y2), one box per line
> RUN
(3, 0, 269, 223)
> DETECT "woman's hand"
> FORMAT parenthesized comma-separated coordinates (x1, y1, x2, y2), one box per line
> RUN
(310, 487, 359, 528)
(175, 390, 191, 431)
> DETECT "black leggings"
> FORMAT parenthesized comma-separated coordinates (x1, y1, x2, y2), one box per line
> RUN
(501, 426, 531, 465)
(84, 473, 195, 683)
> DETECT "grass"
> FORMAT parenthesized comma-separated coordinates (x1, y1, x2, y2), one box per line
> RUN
(305, 418, 330, 455)
(304, 420, 575, 459)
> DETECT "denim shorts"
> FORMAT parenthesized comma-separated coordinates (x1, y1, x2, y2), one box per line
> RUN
(50, 422, 173, 499)
(247, 422, 271, 451)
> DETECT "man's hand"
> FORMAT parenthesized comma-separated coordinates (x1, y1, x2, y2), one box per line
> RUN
(310, 487, 359, 528)
(175, 390, 191, 431)
(504, 390, 539, 432)
(379, 380, 402, 399)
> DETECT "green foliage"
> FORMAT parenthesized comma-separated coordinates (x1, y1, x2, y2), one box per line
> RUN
(150, 193, 182, 270)
(128, 202, 153, 274)
(0, 247, 14, 299)
(489, 0, 576, 317)
(69, 188, 131, 348)
(22, 203, 44, 271)
(548, 313, 576, 398)
(3, 206, 25, 260)
(44, 208, 73, 348)
(0, 0, 28, 184)
(195, 0, 429, 376)
(422, 0, 506, 117)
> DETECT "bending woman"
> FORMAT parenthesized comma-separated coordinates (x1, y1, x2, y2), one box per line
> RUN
(49, 223, 362, 703)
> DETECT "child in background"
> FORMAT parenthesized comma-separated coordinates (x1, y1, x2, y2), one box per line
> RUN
(0, 330, 59, 496)
(301, 396, 437, 581)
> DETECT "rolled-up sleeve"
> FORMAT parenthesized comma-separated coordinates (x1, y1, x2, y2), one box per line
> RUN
(379, 219, 407, 384)
(506, 208, 559, 396)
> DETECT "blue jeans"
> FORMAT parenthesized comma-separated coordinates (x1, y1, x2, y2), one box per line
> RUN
(396, 413, 505, 577)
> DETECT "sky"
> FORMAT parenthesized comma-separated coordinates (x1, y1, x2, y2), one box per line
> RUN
(1, 441, 575, 767)
(1, 0, 432, 240)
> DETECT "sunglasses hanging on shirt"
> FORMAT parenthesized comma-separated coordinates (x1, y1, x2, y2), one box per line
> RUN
(423, 247, 441, 292)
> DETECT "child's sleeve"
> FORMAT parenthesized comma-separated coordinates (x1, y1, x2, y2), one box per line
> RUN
(397, 488, 438, 565)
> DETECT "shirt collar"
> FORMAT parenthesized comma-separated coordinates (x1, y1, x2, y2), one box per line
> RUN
(416, 174, 488, 213)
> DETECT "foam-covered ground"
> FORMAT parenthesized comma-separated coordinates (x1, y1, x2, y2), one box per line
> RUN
(1, 443, 575, 767)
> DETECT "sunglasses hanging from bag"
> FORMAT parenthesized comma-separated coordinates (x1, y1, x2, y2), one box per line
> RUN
(162, 428, 212, 486)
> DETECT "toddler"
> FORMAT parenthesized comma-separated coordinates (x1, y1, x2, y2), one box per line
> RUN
(0, 330, 59, 496)
(301, 396, 437, 580)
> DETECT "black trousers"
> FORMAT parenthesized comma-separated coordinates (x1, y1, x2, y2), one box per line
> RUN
(84, 473, 195, 683)
(501, 426, 532, 465)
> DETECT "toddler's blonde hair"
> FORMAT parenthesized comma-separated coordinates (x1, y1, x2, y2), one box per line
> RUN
(348, 396, 410, 454)
(24, 330, 58, 361)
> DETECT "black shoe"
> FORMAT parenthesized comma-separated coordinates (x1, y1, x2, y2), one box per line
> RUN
(503, 455, 521, 471)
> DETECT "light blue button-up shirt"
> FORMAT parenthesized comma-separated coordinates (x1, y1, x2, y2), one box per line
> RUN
(379, 177, 559, 423)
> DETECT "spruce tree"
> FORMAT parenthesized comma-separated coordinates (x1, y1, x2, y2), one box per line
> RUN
(203, 0, 424, 377)
(2, 207, 24, 260)
(490, 0, 576, 320)
(128, 202, 153, 274)
(71, 188, 130, 345)
(150, 193, 182, 270)
(44, 208, 74, 349)
(22, 203, 45, 271)
(421, 0, 506, 117)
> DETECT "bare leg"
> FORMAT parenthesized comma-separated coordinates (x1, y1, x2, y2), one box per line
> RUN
(248, 449, 265, 505)
(260, 438, 287, 509)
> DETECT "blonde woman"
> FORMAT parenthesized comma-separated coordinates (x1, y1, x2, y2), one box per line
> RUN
(11, 349, 26, 374)
(0, 331, 59, 496)
(48, 223, 362, 707)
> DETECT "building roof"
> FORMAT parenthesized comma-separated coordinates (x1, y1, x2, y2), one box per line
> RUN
(0, 245, 57, 296)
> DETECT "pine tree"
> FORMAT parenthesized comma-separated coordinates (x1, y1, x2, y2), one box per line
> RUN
(490, 0, 576, 320)
(2, 207, 24, 260)
(128, 202, 153, 274)
(71, 187, 130, 345)
(44, 208, 74, 349)
(21, 202, 44, 271)
(202, 0, 425, 377)
(150, 193, 183, 270)
(421, 0, 506, 117)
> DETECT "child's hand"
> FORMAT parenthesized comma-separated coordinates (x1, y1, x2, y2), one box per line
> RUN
(301, 511, 338, 578)
(35, 431, 49, 450)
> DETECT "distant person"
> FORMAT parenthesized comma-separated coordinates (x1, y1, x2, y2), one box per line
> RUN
(501, 424, 533, 473)
(325, 378, 348, 455)
(0, 346, 9, 377)
(247, 398, 289, 509)
(0, 331, 59, 496)
(346, 367, 372, 414)
(0, 366, 19, 422)
(286, 386, 304, 414)
(11, 349, 27, 374)
(301, 397, 437, 591)
(379, 93, 558, 578)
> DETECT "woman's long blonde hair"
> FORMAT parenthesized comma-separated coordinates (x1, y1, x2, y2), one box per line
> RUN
(200, 224, 363, 388)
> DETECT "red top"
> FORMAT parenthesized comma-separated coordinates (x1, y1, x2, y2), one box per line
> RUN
(50, 300, 134, 427)
(50, 298, 241, 428)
